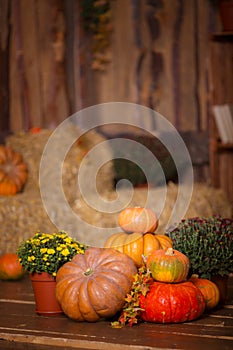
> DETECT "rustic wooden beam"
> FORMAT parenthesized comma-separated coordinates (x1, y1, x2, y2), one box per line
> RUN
(193, 0, 201, 131)
(12, 0, 32, 131)
(0, 0, 10, 137)
(132, 0, 145, 105)
(172, 0, 184, 129)
(45, 0, 68, 127)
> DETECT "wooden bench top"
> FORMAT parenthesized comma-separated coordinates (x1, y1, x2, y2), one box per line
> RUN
(0, 275, 232, 350)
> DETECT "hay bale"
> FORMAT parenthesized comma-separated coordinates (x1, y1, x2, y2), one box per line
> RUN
(0, 127, 114, 255)
(0, 191, 57, 254)
(70, 182, 232, 246)
(6, 128, 114, 200)
(0, 127, 232, 253)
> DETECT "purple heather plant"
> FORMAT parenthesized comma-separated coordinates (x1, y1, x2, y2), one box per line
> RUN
(167, 216, 233, 279)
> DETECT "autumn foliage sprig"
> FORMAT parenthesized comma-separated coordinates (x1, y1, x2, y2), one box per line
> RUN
(111, 263, 153, 328)
(168, 216, 233, 279)
(17, 231, 87, 276)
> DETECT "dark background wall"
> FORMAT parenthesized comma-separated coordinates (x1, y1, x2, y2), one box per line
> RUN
(0, 0, 223, 132)
(2, 0, 232, 191)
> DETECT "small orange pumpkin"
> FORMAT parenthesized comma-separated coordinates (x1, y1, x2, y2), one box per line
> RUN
(0, 253, 25, 280)
(0, 145, 28, 195)
(104, 232, 172, 267)
(29, 126, 41, 134)
(118, 207, 158, 233)
(189, 275, 220, 310)
(146, 247, 190, 283)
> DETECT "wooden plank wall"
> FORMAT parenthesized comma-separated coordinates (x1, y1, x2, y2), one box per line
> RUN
(95, 0, 221, 131)
(208, 36, 233, 203)
(0, 0, 10, 138)
(0, 0, 222, 134)
(8, 0, 70, 131)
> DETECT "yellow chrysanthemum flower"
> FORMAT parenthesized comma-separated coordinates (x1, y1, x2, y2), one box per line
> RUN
(27, 256, 35, 262)
(61, 248, 70, 257)
(47, 249, 55, 255)
(40, 248, 47, 254)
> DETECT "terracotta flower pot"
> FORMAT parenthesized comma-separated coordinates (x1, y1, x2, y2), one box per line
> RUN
(29, 272, 63, 316)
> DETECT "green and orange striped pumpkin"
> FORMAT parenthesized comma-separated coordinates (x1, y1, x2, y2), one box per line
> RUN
(146, 247, 190, 283)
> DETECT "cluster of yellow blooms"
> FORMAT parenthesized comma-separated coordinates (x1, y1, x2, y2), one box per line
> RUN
(17, 231, 87, 276)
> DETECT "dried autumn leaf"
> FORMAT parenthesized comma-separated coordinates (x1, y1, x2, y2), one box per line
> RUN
(111, 264, 153, 328)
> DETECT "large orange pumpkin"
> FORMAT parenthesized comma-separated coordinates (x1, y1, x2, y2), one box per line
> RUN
(56, 247, 137, 322)
(146, 248, 190, 283)
(0, 253, 25, 280)
(189, 275, 220, 310)
(118, 207, 158, 233)
(104, 232, 172, 267)
(139, 281, 205, 323)
(0, 145, 28, 195)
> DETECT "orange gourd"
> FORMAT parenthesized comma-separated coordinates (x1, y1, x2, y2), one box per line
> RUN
(56, 247, 137, 322)
(0, 253, 25, 280)
(0, 145, 28, 195)
(146, 247, 190, 283)
(118, 207, 158, 233)
(104, 232, 172, 267)
(189, 275, 220, 310)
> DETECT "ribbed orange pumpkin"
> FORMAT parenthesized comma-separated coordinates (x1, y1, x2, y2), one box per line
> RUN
(118, 207, 158, 233)
(0, 253, 25, 280)
(146, 248, 190, 283)
(56, 247, 137, 322)
(104, 232, 172, 267)
(189, 275, 220, 310)
(0, 145, 28, 195)
(139, 281, 205, 323)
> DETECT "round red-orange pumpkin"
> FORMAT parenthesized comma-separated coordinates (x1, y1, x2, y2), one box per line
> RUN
(146, 247, 189, 283)
(104, 232, 172, 267)
(0, 253, 25, 280)
(189, 275, 220, 310)
(56, 247, 137, 322)
(118, 207, 158, 233)
(0, 145, 28, 195)
(139, 281, 205, 323)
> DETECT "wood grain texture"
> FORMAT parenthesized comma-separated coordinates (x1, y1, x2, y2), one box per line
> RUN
(6, 0, 222, 133)
(208, 34, 233, 203)
(9, 0, 69, 132)
(0, 0, 10, 134)
(0, 276, 232, 350)
(4, 0, 231, 192)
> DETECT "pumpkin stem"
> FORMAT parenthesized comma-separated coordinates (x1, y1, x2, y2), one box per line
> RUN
(165, 247, 174, 256)
(83, 267, 94, 276)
